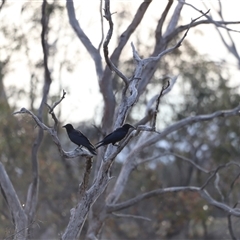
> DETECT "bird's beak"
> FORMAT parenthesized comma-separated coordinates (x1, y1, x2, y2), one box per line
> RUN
(131, 125, 136, 129)
(62, 125, 66, 128)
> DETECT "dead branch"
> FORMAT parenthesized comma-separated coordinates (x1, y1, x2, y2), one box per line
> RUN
(0, 162, 28, 240)
(201, 162, 240, 190)
(99, 0, 152, 133)
(66, 0, 103, 79)
(165, 19, 240, 43)
(25, 0, 53, 230)
(106, 186, 240, 218)
(106, 104, 240, 206)
(227, 172, 240, 201)
(151, 77, 170, 130)
(111, 212, 151, 222)
(4, 221, 37, 240)
(62, 159, 113, 239)
(98, 0, 104, 51)
(228, 202, 239, 240)
(46, 89, 66, 114)
(13, 108, 94, 159)
(103, 0, 128, 85)
(164, 0, 184, 35)
(185, 1, 240, 33)
(155, 0, 174, 41)
(45, 89, 66, 129)
(136, 104, 240, 151)
(0, 0, 6, 12)
(147, 9, 210, 65)
(170, 152, 209, 173)
(107, 186, 200, 212)
(187, 1, 240, 68)
(214, 173, 225, 202)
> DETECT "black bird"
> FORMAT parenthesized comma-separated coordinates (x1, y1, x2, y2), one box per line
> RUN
(96, 123, 135, 149)
(63, 123, 96, 155)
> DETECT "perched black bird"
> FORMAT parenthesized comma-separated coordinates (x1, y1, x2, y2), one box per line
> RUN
(63, 123, 96, 155)
(96, 123, 135, 149)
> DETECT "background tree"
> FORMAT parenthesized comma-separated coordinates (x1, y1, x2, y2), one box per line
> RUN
(0, 0, 240, 239)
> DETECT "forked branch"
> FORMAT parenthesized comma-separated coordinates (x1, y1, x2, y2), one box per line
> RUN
(13, 93, 95, 159)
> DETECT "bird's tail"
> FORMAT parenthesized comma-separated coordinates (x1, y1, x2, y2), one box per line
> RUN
(88, 145, 97, 155)
(95, 141, 103, 149)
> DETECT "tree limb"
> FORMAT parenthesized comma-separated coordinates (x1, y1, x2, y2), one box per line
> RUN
(164, 0, 185, 36)
(107, 186, 200, 212)
(135, 104, 240, 152)
(155, 0, 174, 43)
(0, 162, 28, 240)
(228, 202, 238, 240)
(151, 77, 170, 130)
(25, 0, 53, 230)
(99, 0, 152, 133)
(107, 104, 240, 205)
(111, 212, 151, 222)
(66, 0, 103, 79)
(45, 89, 66, 130)
(201, 162, 240, 190)
(0, 0, 6, 12)
(13, 108, 95, 159)
(103, 0, 128, 85)
(97, 0, 104, 51)
(106, 186, 240, 218)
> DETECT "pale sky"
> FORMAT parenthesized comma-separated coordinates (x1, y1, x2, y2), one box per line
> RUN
(1, 1, 240, 124)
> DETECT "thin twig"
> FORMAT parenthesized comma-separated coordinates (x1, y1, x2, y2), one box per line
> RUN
(45, 90, 66, 129)
(13, 108, 95, 158)
(185, 2, 240, 33)
(171, 152, 209, 173)
(111, 212, 151, 222)
(201, 162, 240, 190)
(152, 77, 170, 130)
(145, 9, 211, 64)
(135, 153, 169, 166)
(166, 19, 240, 43)
(4, 221, 37, 240)
(46, 89, 66, 114)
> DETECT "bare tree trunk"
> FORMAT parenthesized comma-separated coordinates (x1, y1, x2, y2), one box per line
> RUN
(0, 162, 28, 239)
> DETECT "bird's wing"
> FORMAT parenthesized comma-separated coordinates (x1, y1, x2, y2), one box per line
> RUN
(70, 130, 94, 147)
(75, 131, 96, 154)
(96, 131, 115, 145)
(81, 135, 95, 148)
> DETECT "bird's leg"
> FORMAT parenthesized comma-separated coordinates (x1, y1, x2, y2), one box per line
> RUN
(112, 143, 119, 147)
(75, 146, 83, 151)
